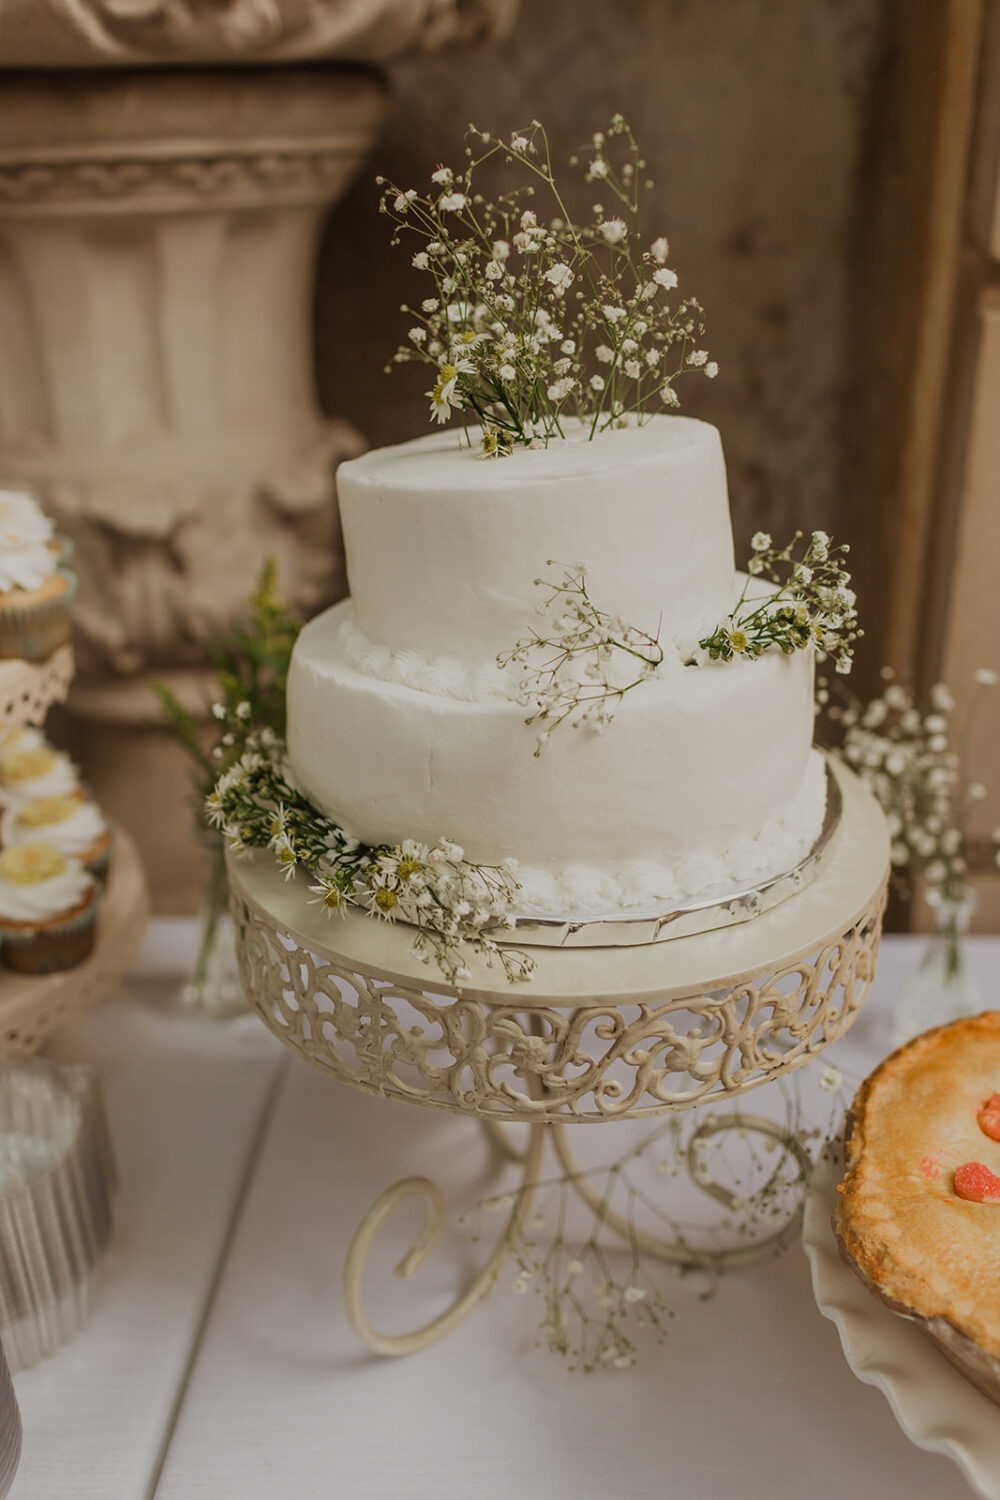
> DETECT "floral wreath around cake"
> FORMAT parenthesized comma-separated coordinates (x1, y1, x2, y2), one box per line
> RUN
(207, 730, 533, 984)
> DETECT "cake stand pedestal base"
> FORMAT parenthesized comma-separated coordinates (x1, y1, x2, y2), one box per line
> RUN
(228, 760, 889, 1357)
(342, 1108, 815, 1357)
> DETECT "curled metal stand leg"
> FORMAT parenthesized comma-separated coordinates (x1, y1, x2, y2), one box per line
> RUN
(343, 1122, 546, 1356)
(550, 1113, 814, 1272)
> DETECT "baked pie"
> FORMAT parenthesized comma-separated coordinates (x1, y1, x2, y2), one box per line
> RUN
(834, 1012, 1000, 1404)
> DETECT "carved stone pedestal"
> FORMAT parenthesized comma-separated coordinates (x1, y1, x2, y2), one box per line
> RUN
(0, 67, 384, 907)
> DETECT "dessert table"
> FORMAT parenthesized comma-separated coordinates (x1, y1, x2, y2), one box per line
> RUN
(7, 921, 997, 1500)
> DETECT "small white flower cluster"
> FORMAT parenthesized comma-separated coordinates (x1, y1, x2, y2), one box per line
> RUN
(207, 735, 534, 984)
(460, 1076, 845, 1373)
(498, 563, 664, 752)
(379, 116, 715, 455)
(826, 669, 1000, 899)
(701, 529, 860, 674)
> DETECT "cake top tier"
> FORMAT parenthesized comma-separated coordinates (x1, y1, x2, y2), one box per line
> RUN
(343, 412, 712, 488)
(337, 414, 735, 669)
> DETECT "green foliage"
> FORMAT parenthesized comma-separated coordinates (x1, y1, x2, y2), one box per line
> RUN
(154, 557, 301, 822)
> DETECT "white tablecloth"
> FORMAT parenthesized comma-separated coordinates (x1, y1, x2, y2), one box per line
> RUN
(8, 924, 999, 1500)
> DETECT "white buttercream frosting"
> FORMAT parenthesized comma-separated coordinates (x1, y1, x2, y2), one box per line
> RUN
(0, 490, 57, 594)
(288, 600, 825, 915)
(2, 797, 108, 858)
(288, 414, 829, 922)
(0, 845, 93, 923)
(511, 751, 827, 914)
(337, 611, 515, 702)
(0, 726, 47, 754)
(0, 748, 80, 805)
(337, 415, 734, 669)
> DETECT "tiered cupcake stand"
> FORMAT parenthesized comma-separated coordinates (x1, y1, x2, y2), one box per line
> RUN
(228, 759, 889, 1355)
(0, 647, 149, 1055)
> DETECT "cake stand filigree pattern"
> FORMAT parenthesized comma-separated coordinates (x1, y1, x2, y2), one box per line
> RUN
(228, 760, 890, 1355)
(232, 887, 884, 1122)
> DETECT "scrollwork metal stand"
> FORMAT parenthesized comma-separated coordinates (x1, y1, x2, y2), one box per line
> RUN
(228, 761, 889, 1355)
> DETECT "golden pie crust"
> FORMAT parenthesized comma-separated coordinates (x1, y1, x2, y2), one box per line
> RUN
(835, 1012, 1000, 1401)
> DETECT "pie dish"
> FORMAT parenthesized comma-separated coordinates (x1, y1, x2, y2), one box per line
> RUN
(834, 1011, 1000, 1405)
(804, 1154, 1000, 1500)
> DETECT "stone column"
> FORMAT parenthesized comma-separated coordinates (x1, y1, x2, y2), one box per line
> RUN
(0, 1, 517, 909)
(0, 69, 383, 906)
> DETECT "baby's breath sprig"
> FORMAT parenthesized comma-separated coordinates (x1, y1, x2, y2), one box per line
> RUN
(497, 563, 664, 754)
(206, 734, 534, 985)
(821, 667, 1000, 905)
(378, 116, 715, 456)
(699, 529, 860, 674)
(460, 1074, 848, 1371)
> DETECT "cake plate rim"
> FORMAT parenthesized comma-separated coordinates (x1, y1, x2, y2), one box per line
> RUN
(225, 756, 889, 1008)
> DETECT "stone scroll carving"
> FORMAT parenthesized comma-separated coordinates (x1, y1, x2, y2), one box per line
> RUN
(38, 425, 363, 676)
(0, 0, 517, 67)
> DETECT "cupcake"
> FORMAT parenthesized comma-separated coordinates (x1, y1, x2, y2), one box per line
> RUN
(2, 794, 112, 881)
(0, 489, 76, 661)
(0, 843, 98, 973)
(0, 745, 79, 806)
(0, 726, 47, 755)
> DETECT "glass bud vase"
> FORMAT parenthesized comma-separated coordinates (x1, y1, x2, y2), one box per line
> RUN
(890, 886, 982, 1050)
(182, 839, 247, 1019)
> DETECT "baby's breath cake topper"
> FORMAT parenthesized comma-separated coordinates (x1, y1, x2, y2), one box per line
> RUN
(378, 115, 716, 456)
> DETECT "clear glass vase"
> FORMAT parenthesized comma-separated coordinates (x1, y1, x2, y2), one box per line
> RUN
(890, 886, 982, 1049)
(182, 839, 247, 1020)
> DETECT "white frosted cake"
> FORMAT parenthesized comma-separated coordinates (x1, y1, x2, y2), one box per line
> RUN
(286, 414, 827, 919)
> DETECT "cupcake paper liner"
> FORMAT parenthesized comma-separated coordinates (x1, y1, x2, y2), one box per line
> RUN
(0, 889, 99, 975)
(84, 828, 113, 885)
(0, 569, 76, 662)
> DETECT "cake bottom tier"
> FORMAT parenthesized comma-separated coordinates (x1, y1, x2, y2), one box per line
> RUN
(287, 602, 827, 917)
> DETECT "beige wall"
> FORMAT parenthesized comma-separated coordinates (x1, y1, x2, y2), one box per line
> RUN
(935, 3, 1000, 931)
(938, 294, 1000, 928)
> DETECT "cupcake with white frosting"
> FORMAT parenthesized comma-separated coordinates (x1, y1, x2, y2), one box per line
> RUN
(0, 725, 47, 755)
(0, 843, 98, 973)
(0, 489, 76, 661)
(2, 794, 111, 881)
(0, 745, 79, 806)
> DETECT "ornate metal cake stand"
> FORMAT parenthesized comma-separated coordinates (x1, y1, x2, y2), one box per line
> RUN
(228, 760, 889, 1356)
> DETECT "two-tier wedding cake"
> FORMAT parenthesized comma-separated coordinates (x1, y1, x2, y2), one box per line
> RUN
(286, 414, 827, 918)
(211, 119, 857, 974)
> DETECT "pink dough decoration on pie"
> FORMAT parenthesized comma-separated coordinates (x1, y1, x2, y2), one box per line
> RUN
(954, 1160, 1000, 1203)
